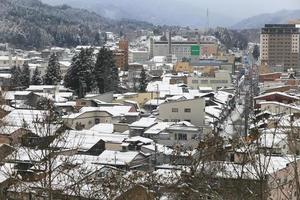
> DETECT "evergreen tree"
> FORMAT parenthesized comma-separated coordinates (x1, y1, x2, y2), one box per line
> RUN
(20, 62, 31, 88)
(252, 45, 260, 61)
(94, 47, 119, 93)
(44, 53, 62, 85)
(31, 67, 43, 85)
(139, 68, 147, 92)
(64, 48, 95, 97)
(10, 66, 22, 88)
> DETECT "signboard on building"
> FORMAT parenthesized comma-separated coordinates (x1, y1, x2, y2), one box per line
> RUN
(191, 45, 200, 56)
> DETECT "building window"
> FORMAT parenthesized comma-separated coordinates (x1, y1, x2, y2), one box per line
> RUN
(172, 108, 178, 112)
(184, 108, 191, 113)
(95, 118, 100, 124)
(176, 133, 187, 140)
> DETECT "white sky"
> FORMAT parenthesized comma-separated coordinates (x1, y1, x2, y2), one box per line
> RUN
(180, 0, 300, 19)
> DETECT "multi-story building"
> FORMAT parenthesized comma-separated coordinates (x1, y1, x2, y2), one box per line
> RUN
(159, 98, 205, 127)
(129, 50, 149, 63)
(260, 24, 300, 71)
(150, 40, 218, 61)
(113, 39, 129, 70)
(186, 70, 232, 90)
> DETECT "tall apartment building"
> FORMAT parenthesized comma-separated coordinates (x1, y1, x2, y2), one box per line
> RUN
(114, 39, 128, 70)
(260, 24, 300, 71)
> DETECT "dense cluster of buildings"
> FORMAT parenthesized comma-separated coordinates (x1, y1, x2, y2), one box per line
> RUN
(0, 21, 299, 199)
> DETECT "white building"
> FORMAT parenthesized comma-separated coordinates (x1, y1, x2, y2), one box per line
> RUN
(129, 50, 149, 63)
(187, 70, 232, 90)
(159, 98, 205, 127)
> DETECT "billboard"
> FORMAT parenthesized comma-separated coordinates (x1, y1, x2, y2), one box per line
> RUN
(191, 45, 200, 56)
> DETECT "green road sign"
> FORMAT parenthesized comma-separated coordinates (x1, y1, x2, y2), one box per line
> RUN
(191, 45, 200, 56)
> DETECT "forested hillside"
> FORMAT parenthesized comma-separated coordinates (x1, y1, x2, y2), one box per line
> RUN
(0, 0, 153, 49)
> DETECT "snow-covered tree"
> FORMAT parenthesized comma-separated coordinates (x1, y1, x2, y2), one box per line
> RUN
(44, 53, 62, 85)
(139, 68, 147, 92)
(20, 62, 30, 88)
(10, 66, 22, 88)
(31, 67, 43, 85)
(252, 45, 260, 61)
(64, 48, 95, 97)
(94, 47, 119, 93)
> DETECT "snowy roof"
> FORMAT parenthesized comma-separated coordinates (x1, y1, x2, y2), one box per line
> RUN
(6, 148, 46, 163)
(167, 121, 198, 131)
(213, 91, 234, 104)
(0, 163, 15, 183)
(2, 109, 49, 127)
(54, 101, 76, 107)
(89, 123, 114, 133)
(64, 106, 136, 119)
(80, 106, 134, 117)
(125, 136, 153, 144)
(97, 150, 141, 166)
(144, 122, 174, 135)
(0, 73, 11, 79)
(144, 99, 165, 106)
(34, 92, 67, 102)
(199, 87, 213, 91)
(259, 101, 300, 112)
(129, 117, 157, 128)
(146, 81, 184, 98)
(1, 105, 15, 112)
(259, 133, 287, 148)
(59, 61, 71, 67)
(53, 130, 128, 151)
(205, 105, 223, 119)
(254, 92, 300, 100)
(14, 91, 32, 96)
(141, 144, 173, 155)
(3, 91, 15, 100)
(26, 85, 70, 92)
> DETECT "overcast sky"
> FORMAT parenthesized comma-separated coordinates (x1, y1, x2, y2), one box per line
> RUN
(177, 0, 300, 19)
(43, 0, 300, 26)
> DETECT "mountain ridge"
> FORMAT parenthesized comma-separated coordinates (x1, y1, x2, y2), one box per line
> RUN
(0, 0, 154, 49)
(232, 9, 300, 29)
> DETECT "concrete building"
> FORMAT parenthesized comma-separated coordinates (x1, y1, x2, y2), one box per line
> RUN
(129, 50, 149, 63)
(150, 40, 218, 61)
(186, 70, 232, 90)
(174, 62, 193, 73)
(159, 98, 205, 127)
(0, 56, 25, 68)
(260, 24, 300, 71)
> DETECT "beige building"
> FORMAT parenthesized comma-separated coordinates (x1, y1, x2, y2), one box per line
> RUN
(260, 24, 300, 70)
(173, 62, 193, 73)
(159, 98, 205, 127)
(186, 70, 232, 90)
(62, 106, 139, 130)
(0, 56, 25, 68)
(268, 158, 300, 200)
(114, 92, 159, 107)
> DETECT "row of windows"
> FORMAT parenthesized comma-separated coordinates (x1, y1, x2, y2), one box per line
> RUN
(172, 108, 191, 113)
(191, 79, 228, 84)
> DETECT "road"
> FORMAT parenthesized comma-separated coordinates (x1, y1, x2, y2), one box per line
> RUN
(219, 50, 256, 140)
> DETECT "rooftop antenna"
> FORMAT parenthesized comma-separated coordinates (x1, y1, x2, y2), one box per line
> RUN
(206, 8, 210, 35)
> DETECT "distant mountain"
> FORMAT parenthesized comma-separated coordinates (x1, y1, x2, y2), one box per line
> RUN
(0, 0, 154, 49)
(41, 0, 236, 27)
(232, 9, 300, 29)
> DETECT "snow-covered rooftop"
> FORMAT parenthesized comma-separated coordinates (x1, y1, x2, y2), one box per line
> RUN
(129, 117, 157, 128)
